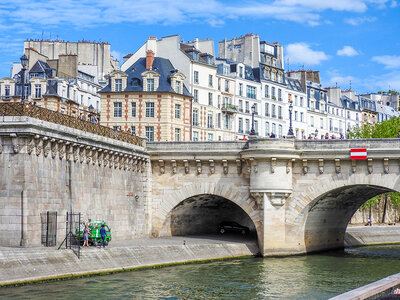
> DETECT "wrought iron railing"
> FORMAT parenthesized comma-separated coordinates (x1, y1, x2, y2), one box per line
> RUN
(0, 102, 143, 147)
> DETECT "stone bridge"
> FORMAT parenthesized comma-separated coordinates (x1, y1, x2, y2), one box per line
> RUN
(1, 112, 400, 256)
(148, 138, 400, 256)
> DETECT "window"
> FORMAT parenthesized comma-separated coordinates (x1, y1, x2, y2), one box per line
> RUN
(224, 114, 230, 129)
(320, 118, 324, 129)
(225, 80, 229, 92)
(208, 93, 213, 106)
(194, 89, 198, 102)
(131, 126, 136, 135)
(278, 125, 283, 138)
(300, 97, 304, 107)
(193, 131, 199, 141)
(238, 118, 243, 133)
(295, 95, 298, 106)
(294, 111, 298, 121)
(239, 66, 243, 78)
(115, 79, 122, 92)
(253, 103, 258, 115)
(272, 123, 276, 134)
(356, 113, 359, 121)
(265, 85, 269, 98)
(175, 81, 181, 94)
(347, 111, 350, 119)
(175, 104, 181, 119)
(208, 75, 213, 87)
(194, 71, 199, 83)
(35, 84, 41, 98)
(208, 133, 213, 141)
(239, 100, 243, 112)
(272, 104, 276, 118)
(310, 116, 314, 127)
(246, 86, 256, 99)
(245, 119, 250, 132)
(272, 87, 276, 99)
(300, 112, 304, 122)
(265, 103, 270, 116)
(114, 102, 122, 117)
(147, 79, 154, 91)
(239, 83, 243, 96)
(96, 100, 99, 111)
(207, 113, 213, 128)
(245, 101, 250, 113)
(80, 95, 84, 105)
(131, 102, 136, 117)
(146, 102, 154, 118)
(278, 89, 282, 101)
(329, 119, 333, 131)
(175, 128, 181, 141)
(145, 126, 154, 141)
(265, 122, 270, 136)
(278, 106, 282, 119)
(192, 109, 198, 126)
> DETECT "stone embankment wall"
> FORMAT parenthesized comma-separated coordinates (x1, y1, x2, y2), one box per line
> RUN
(0, 116, 150, 247)
(0, 241, 259, 286)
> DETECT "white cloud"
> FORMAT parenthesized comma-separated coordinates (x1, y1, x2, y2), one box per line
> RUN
(0, 0, 393, 29)
(337, 46, 359, 56)
(344, 16, 377, 25)
(371, 55, 400, 69)
(286, 43, 329, 66)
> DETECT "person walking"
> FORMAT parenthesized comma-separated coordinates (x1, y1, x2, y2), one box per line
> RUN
(83, 225, 90, 247)
(99, 224, 107, 248)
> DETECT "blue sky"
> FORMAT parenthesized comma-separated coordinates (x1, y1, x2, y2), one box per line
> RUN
(0, 0, 399, 94)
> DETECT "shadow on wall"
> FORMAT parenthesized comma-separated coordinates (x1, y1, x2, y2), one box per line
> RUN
(168, 194, 256, 237)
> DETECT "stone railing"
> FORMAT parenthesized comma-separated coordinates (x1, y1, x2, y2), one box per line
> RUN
(0, 102, 143, 147)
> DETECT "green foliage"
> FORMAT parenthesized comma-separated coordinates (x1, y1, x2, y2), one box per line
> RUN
(360, 192, 400, 210)
(348, 116, 400, 139)
(359, 195, 380, 210)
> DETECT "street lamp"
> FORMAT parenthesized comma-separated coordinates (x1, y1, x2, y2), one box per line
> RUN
(287, 100, 294, 137)
(250, 103, 256, 135)
(347, 127, 350, 139)
(20, 54, 28, 101)
(315, 128, 318, 139)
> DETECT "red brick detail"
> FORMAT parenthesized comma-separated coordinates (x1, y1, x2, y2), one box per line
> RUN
(138, 95, 142, 121)
(138, 123, 142, 136)
(124, 95, 128, 120)
(157, 96, 161, 121)
(106, 95, 111, 121)
(157, 124, 161, 141)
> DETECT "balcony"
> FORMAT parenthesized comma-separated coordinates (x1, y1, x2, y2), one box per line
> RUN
(221, 103, 238, 114)
(272, 114, 277, 118)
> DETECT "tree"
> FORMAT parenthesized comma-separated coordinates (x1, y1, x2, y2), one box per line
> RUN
(351, 117, 400, 222)
(349, 116, 400, 139)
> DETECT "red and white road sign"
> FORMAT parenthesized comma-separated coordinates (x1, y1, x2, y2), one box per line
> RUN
(350, 149, 367, 160)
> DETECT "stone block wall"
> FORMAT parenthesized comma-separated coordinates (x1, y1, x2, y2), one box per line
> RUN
(0, 117, 150, 247)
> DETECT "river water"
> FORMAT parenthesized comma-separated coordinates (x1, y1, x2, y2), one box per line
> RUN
(2, 244, 400, 299)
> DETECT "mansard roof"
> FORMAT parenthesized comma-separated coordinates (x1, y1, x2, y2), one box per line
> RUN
(286, 77, 305, 93)
(102, 57, 191, 96)
(29, 60, 54, 77)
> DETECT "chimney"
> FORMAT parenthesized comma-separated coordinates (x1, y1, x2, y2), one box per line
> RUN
(146, 50, 155, 69)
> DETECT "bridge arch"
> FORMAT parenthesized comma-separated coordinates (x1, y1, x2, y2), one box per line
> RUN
(151, 182, 262, 240)
(289, 173, 400, 253)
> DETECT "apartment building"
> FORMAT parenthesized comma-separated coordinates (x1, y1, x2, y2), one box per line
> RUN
(99, 51, 192, 141)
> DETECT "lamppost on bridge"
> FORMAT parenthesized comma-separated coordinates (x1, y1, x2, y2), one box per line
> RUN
(20, 54, 28, 102)
(287, 99, 294, 137)
(315, 128, 318, 139)
(347, 127, 350, 139)
(250, 103, 256, 136)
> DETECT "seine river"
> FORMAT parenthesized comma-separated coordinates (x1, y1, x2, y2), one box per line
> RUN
(2, 244, 400, 299)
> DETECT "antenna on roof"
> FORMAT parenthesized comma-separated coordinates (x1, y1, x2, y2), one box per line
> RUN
(286, 58, 289, 72)
(349, 80, 352, 91)
(335, 82, 337, 88)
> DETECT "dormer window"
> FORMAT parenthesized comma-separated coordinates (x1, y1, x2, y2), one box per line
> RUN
(115, 79, 122, 92)
(147, 79, 155, 91)
(175, 81, 181, 94)
(239, 66, 243, 78)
